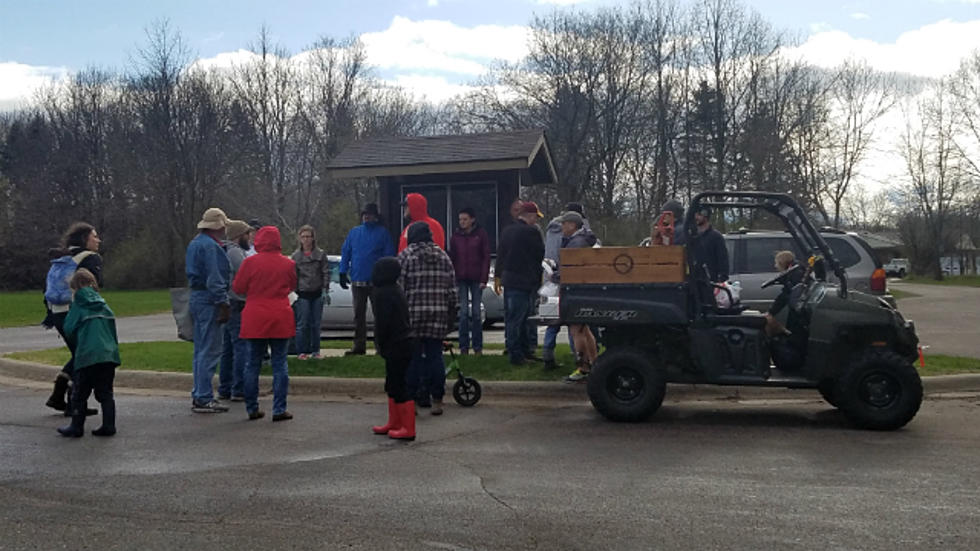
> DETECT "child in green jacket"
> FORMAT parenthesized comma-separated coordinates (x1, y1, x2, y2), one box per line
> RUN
(57, 268, 121, 438)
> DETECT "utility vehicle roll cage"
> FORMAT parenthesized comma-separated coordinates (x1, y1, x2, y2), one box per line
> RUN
(685, 191, 849, 298)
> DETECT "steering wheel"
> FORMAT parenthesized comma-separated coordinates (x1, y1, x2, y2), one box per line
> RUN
(761, 263, 804, 289)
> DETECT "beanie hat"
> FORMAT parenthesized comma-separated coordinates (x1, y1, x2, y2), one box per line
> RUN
(407, 221, 433, 244)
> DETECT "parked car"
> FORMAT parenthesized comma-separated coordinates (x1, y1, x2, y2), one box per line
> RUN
(321, 255, 483, 331)
(724, 229, 890, 311)
(884, 258, 910, 278)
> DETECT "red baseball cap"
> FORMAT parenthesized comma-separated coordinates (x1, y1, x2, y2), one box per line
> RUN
(520, 201, 544, 218)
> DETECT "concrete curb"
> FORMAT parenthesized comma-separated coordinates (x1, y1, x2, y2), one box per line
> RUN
(3, 357, 979, 403)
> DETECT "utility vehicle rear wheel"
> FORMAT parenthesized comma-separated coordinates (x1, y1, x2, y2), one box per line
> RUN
(835, 349, 922, 430)
(586, 347, 666, 422)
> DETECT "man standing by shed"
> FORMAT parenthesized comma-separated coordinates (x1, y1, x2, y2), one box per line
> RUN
(495, 201, 545, 366)
(339, 203, 395, 356)
(398, 193, 445, 252)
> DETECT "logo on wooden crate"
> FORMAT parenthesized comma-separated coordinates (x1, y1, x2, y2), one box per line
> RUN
(613, 253, 634, 274)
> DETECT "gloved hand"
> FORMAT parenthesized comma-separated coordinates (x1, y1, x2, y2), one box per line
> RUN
(339, 273, 350, 289)
(216, 303, 231, 324)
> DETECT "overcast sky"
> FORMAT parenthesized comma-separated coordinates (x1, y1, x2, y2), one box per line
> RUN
(2, 0, 979, 108)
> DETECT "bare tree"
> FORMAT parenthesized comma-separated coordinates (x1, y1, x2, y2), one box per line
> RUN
(949, 50, 980, 179)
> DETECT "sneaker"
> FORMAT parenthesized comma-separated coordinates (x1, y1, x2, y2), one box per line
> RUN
(218, 393, 231, 401)
(474, 350, 483, 357)
(344, 349, 366, 356)
(309, 352, 322, 360)
(230, 395, 245, 402)
(431, 400, 444, 416)
(297, 353, 310, 360)
(564, 369, 590, 383)
(248, 410, 265, 420)
(192, 400, 230, 413)
(272, 411, 293, 422)
(525, 352, 544, 362)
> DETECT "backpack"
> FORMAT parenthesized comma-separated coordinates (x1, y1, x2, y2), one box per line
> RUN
(44, 251, 95, 306)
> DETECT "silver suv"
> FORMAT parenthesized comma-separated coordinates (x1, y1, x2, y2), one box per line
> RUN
(724, 230, 890, 310)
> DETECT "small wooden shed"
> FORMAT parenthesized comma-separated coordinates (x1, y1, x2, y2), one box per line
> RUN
(327, 129, 558, 252)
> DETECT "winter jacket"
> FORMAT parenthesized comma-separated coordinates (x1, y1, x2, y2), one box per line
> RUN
(398, 193, 445, 252)
(291, 247, 331, 298)
(64, 287, 120, 371)
(690, 225, 729, 283)
(496, 219, 544, 292)
(224, 241, 248, 303)
(449, 224, 491, 284)
(340, 221, 395, 283)
(397, 241, 457, 339)
(371, 257, 414, 359)
(186, 232, 230, 305)
(233, 227, 297, 339)
(544, 217, 595, 262)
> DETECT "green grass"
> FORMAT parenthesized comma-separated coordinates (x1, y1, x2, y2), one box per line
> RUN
(8, 341, 979, 379)
(5, 341, 579, 381)
(888, 289, 921, 300)
(0, 289, 172, 328)
(903, 275, 980, 287)
(917, 354, 980, 376)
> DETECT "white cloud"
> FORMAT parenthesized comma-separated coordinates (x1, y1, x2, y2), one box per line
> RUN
(188, 49, 260, 72)
(360, 16, 530, 76)
(783, 19, 980, 78)
(537, 0, 592, 4)
(850, 12, 870, 20)
(0, 61, 69, 111)
(427, 0, 439, 6)
(388, 74, 475, 103)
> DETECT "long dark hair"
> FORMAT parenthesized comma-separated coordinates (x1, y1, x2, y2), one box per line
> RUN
(63, 222, 95, 249)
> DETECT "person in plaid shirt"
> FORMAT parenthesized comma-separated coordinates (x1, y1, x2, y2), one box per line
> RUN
(398, 222, 458, 416)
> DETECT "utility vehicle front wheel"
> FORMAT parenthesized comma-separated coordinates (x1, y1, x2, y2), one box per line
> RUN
(835, 349, 922, 430)
(586, 347, 666, 422)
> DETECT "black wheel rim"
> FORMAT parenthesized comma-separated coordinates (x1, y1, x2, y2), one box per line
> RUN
(858, 371, 901, 408)
(606, 365, 645, 403)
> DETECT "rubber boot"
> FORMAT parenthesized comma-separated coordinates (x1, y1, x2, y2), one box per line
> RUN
(388, 401, 416, 441)
(45, 373, 70, 411)
(92, 399, 116, 437)
(372, 398, 398, 435)
(57, 414, 85, 438)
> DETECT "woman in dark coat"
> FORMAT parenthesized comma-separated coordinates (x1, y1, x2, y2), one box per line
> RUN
(233, 226, 298, 422)
(44, 222, 104, 414)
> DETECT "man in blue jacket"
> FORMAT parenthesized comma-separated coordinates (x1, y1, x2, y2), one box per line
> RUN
(339, 203, 395, 355)
(186, 207, 232, 413)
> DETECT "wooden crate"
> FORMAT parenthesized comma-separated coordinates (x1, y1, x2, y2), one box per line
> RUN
(559, 246, 686, 284)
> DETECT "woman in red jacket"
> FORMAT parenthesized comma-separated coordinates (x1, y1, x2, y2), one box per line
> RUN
(232, 226, 298, 422)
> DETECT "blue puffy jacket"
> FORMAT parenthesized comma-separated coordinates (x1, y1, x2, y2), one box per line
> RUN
(339, 222, 395, 283)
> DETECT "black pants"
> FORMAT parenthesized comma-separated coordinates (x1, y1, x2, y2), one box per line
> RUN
(50, 312, 76, 375)
(70, 363, 115, 416)
(352, 285, 373, 353)
(384, 354, 411, 403)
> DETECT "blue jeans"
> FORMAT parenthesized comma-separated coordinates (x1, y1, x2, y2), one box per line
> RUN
(457, 280, 483, 352)
(504, 288, 533, 364)
(218, 303, 246, 397)
(406, 338, 446, 402)
(190, 292, 224, 404)
(294, 295, 324, 355)
(244, 338, 289, 415)
(542, 324, 574, 362)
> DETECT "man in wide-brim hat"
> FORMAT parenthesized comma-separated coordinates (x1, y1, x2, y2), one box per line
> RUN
(186, 207, 233, 413)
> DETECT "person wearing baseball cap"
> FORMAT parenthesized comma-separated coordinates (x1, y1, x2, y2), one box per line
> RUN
(495, 200, 545, 365)
(217, 219, 253, 402)
(186, 207, 232, 413)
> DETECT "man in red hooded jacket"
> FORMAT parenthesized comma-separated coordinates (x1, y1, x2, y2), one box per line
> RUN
(398, 193, 445, 253)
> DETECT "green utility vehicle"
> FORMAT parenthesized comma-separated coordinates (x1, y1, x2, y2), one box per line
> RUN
(559, 192, 922, 430)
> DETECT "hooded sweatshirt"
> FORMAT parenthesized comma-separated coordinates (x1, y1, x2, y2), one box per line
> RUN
(397, 225, 457, 339)
(233, 226, 298, 339)
(371, 257, 413, 359)
(398, 193, 445, 253)
(64, 286, 120, 370)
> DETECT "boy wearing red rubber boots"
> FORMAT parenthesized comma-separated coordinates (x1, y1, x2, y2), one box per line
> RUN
(370, 257, 416, 440)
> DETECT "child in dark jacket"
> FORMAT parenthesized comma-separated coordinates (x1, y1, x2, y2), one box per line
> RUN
(369, 257, 416, 441)
(57, 268, 121, 437)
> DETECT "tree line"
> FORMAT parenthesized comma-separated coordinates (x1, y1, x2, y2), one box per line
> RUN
(1, 0, 978, 290)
